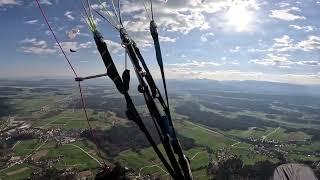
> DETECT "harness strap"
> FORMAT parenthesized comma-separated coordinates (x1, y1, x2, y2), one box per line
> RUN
(92, 30, 177, 179)
(121, 35, 185, 179)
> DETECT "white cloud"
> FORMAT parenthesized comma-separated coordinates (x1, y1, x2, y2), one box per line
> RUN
(274, 35, 293, 44)
(20, 38, 56, 55)
(200, 32, 214, 42)
(279, 2, 291, 8)
(250, 53, 320, 67)
(159, 35, 176, 43)
(64, 11, 74, 20)
(121, 21, 175, 47)
(167, 60, 222, 68)
(39, 0, 52, 5)
(271, 35, 295, 51)
(21, 38, 47, 48)
(79, 42, 92, 49)
(90, 2, 108, 10)
(120, 0, 230, 34)
(20, 38, 93, 55)
(110, 0, 256, 47)
(229, 46, 240, 53)
(21, 46, 56, 55)
(123, 21, 148, 32)
(269, 35, 320, 52)
(58, 41, 93, 52)
(296, 36, 320, 51)
(250, 53, 294, 66)
(296, 61, 320, 66)
(0, 0, 20, 6)
(269, 7, 305, 21)
(24, 19, 38, 25)
(289, 25, 314, 32)
(104, 40, 122, 53)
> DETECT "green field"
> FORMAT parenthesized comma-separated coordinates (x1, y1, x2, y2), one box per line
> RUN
(0, 163, 35, 180)
(1, 83, 320, 179)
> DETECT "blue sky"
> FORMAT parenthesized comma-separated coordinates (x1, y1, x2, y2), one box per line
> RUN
(0, 0, 319, 85)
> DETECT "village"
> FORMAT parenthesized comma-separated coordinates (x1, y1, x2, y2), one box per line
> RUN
(0, 121, 79, 168)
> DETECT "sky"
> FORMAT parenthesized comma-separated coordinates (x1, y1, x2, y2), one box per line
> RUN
(0, 0, 319, 85)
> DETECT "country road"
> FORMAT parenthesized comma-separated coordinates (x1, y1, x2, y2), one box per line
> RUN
(138, 163, 168, 178)
(262, 127, 280, 140)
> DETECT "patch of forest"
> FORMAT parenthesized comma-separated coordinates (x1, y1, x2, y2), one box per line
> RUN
(29, 87, 60, 93)
(197, 96, 320, 125)
(196, 95, 287, 115)
(281, 103, 320, 116)
(175, 102, 279, 130)
(72, 95, 147, 118)
(0, 97, 16, 117)
(81, 120, 196, 157)
(285, 127, 320, 141)
(0, 87, 23, 96)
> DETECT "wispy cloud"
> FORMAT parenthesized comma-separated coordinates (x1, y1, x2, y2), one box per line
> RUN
(0, 0, 20, 6)
(159, 35, 176, 43)
(268, 35, 320, 52)
(296, 61, 320, 66)
(39, 0, 52, 5)
(57, 41, 93, 52)
(250, 53, 320, 67)
(20, 38, 93, 55)
(64, 11, 74, 20)
(250, 53, 294, 67)
(200, 32, 214, 42)
(104, 40, 122, 54)
(167, 60, 222, 68)
(296, 36, 320, 51)
(120, 0, 230, 34)
(229, 46, 240, 53)
(269, 7, 305, 21)
(20, 38, 56, 55)
(289, 24, 315, 32)
(24, 19, 38, 25)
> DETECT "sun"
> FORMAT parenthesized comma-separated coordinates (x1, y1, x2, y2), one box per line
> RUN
(225, 2, 254, 32)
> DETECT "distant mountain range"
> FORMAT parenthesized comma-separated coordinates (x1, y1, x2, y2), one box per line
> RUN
(166, 79, 320, 96)
(1, 78, 320, 97)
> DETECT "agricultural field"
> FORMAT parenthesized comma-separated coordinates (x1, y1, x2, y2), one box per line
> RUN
(0, 79, 320, 179)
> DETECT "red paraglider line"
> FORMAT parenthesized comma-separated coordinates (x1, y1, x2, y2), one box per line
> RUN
(35, 0, 105, 165)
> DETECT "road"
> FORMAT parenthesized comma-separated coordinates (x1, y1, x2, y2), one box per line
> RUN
(184, 121, 224, 136)
(231, 141, 241, 147)
(138, 163, 168, 178)
(190, 151, 206, 160)
(262, 127, 280, 140)
(23, 138, 48, 161)
(185, 120, 241, 146)
(11, 141, 20, 149)
(0, 138, 48, 173)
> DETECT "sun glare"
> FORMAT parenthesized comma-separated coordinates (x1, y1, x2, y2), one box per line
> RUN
(225, 2, 254, 32)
